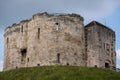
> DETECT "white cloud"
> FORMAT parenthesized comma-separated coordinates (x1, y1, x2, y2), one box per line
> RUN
(0, 61, 3, 71)
(74, 0, 120, 19)
(117, 64, 120, 68)
(0, 0, 120, 25)
(117, 49, 120, 61)
(116, 49, 120, 68)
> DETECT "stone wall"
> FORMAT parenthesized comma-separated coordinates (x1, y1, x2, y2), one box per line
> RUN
(3, 13, 116, 71)
(85, 21, 116, 69)
(3, 12, 85, 70)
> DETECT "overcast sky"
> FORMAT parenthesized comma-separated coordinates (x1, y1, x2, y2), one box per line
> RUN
(0, 0, 120, 71)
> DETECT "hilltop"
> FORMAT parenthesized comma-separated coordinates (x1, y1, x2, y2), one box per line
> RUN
(0, 66, 120, 80)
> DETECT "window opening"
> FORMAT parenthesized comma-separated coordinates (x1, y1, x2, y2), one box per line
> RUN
(7, 37, 9, 48)
(105, 63, 109, 68)
(55, 23, 59, 31)
(27, 58, 29, 62)
(66, 63, 69, 66)
(38, 28, 40, 39)
(7, 37, 9, 43)
(37, 64, 40, 66)
(57, 53, 60, 63)
(16, 66, 18, 69)
(94, 65, 97, 68)
(21, 26, 23, 32)
(21, 48, 27, 63)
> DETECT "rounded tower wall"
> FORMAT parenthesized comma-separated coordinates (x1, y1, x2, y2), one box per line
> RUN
(4, 21, 29, 70)
(4, 12, 85, 70)
(27, 13, 85, 67)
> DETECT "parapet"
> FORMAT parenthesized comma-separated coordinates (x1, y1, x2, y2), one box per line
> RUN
(4, 12, 84, 37)
(32, 12, 84, 21)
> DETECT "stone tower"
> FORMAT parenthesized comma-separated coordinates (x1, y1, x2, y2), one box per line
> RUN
(3, 12, 116, 71)
(3, 12, 85, 71)
(85, 21, 116, 69)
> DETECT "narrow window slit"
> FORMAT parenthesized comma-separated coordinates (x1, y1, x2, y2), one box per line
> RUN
(7, 37, 9, 43)
(21, 26, 23, 32)
(38, 28, 40, 39)
(27, 58, 29, 62)
(7, 37, 9, 48)
(57, 53, 60, 63)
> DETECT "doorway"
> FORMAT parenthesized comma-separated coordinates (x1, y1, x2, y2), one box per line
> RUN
(105, 63, 109, 68)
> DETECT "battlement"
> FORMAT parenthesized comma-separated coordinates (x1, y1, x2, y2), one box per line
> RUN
(32, 12, 83, 20)
(4, 12, 84, 37)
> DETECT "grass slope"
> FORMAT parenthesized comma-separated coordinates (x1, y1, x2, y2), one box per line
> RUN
(0, 66, 120, 80)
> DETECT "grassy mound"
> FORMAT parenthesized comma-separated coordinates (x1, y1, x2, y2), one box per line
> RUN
(0, 66, 120, 80)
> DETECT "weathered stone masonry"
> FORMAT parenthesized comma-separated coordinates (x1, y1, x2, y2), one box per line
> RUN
(3, 12, 116, 71)
(85, 21, 116, 69)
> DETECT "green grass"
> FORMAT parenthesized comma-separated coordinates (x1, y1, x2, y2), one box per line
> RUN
(0, 66, 120, 80)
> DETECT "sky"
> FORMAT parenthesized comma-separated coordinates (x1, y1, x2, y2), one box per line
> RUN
(0, 0, 120, 71)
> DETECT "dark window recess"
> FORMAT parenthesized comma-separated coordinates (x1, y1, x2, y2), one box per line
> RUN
(21, 26, 23, 32)
(94, 65, 97, 68)
(7, 37, 9, 43)
(7, 38, 9, 48)
(57, 53, 60, 63)
(85, 44, 87, 47)
(105, 63, 110, 68)
(107, 49, 109, 51)
(27, 58, 29, 62)
(16, 66, 18, 69)
(21, 49, 27, 54)
(74, 53, 77, 55)
(37, 64, 40, 66)
(38, 28, 40, 39)
(55, 23, 59, 31)
(66, 63, 69, 66)
(85, 48, 87, 51)
(21, 49, 27, 63)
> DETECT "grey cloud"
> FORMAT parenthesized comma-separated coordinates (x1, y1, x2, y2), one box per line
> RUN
(0, 0, 120, 28)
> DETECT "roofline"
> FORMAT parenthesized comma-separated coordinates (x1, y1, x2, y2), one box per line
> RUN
(85, 21, 115, 32)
